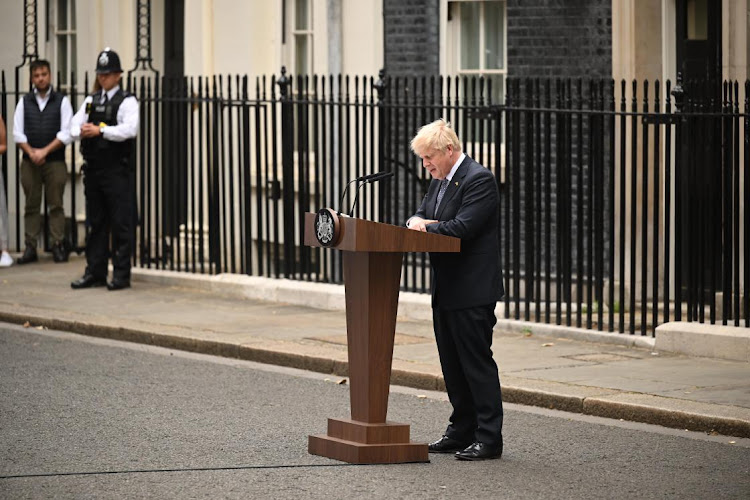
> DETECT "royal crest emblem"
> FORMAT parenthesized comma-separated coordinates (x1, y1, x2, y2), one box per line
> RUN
(98, 52, 109, 67)
(314, 208, 340, 247)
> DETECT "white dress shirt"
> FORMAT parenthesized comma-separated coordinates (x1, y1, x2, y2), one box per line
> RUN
(70, 85, 139, 142)
(443, 153, 465, 183)
(13, 87, 73, 146)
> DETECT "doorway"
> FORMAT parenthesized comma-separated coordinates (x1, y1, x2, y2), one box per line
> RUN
(675, 0, 721, 85)
(675, 0, 724, 305)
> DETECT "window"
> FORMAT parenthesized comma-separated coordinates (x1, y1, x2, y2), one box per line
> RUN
(443, 1, 506, 174)
(447, 1, 506, 104)
(49, 0, 77, 90)
(686, 0, 708, 40)
(283, 0, 315, 152)
(292, 0, 313, 76)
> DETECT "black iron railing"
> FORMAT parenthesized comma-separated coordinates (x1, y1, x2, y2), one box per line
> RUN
(1, 69, 747, 335)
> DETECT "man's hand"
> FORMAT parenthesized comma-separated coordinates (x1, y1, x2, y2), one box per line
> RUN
(80, 122, 103, 139)
(407, 216, 438, 232)
(28, 147, 46, 165)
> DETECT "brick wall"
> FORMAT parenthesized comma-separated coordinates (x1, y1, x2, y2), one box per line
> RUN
(383, 0, 612, 79)
(504, 1, 613, 293)
(507, 0, 612, 79)
(383, 0, 440, 76)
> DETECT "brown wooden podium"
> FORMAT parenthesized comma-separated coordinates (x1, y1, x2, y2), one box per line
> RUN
(304, 211, 460, 464)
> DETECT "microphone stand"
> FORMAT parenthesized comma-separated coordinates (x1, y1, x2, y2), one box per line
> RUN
(348, 181, 368, 217)
(337, 178, 361, 216)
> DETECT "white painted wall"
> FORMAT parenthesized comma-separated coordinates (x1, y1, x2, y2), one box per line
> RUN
(723, 0, 749, 82)
(74, 0, 140, 76)
(0, 1, 25, 85)
(183, 0, 382, 78)
(341, 0, 383, 75)
(0, 0, 383, 81)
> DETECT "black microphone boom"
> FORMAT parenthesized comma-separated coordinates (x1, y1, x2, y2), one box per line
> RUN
(357, 171, 394, 183)
(340, 171, 394, 217)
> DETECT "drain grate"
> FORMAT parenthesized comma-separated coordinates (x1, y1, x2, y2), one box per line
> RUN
(564, 353, 638, 363)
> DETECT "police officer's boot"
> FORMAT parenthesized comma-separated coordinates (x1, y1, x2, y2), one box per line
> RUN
(52, 242, 69, 263)
(16, 245, 38, 265)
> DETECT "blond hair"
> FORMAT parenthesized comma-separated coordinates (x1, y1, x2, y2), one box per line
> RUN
(410, 118, 462, 156)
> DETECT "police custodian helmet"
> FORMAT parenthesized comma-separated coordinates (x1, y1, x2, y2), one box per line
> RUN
(95, 47, 122, 74)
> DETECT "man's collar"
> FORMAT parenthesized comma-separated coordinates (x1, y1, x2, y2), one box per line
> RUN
(33, 86, 52, 98)
(103, 85, 120, 99)
(445, 153, 465, 181)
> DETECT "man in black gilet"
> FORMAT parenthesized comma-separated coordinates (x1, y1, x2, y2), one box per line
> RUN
(13, 59, 73, 264)
(70, 48, 139, 291)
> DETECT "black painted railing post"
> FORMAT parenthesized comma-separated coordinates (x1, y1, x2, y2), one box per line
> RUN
(671, 73, 685, 321)
(209, 76, 221, 273)
(277, 67, 295, 279)
(745, 81, 750, 327)
(373, 69, 388, 221)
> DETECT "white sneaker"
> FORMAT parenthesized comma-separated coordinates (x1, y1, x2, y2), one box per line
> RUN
(0, 251, 12, 267)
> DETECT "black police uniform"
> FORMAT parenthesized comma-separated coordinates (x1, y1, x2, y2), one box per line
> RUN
(80, 89, 136, 285)
(70, 48, 138, 291)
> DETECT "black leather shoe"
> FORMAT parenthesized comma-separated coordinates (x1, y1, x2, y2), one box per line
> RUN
(16, 245, 38, 265)
(52, 242, 69, 263)
(71, 274, 107, 289)
(428, 435, 472, 454)
(455, 441, 503, 461)
(107, 279, 131, 291)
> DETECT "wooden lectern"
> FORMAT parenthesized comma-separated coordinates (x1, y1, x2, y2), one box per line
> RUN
(304, 211, 460, 464)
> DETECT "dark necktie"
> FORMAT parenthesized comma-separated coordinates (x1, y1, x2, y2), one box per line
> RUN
(434, 179, 450, 217)
(101, 92, 108, 104)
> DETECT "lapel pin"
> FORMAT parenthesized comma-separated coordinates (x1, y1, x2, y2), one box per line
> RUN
(455, 182, 459, 186)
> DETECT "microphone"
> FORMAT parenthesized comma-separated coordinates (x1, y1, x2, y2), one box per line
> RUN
(348, 171, 393, 216)
(338, 171, 394, 216)
(357, 171, 394, 183)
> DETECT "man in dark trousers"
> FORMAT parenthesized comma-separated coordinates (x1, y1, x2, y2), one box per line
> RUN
(70, 48, 138, 291)
(406, 119, 504, 461)
(13, 59, 73, 264)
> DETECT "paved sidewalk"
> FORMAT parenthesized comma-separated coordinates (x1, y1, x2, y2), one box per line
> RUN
(1, 256, 748, 438)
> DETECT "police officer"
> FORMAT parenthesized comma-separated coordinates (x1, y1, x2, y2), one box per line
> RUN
(70, 48, 139, 291)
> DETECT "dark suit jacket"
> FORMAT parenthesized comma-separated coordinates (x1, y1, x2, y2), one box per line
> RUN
(414, 155, 504, 310)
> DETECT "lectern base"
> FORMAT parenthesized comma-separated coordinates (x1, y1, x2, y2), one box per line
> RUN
(308, 418, 429, 464)
(308, 435, 429, 464)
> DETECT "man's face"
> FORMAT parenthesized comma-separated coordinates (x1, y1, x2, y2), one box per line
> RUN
(419, 145, 454, 180)
(31, 66, 51, 93)
(97, 72, 121, 91)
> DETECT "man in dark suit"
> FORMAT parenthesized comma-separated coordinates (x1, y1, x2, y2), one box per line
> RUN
(406, 119, 504, 461)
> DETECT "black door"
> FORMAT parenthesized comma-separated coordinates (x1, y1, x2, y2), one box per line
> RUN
(675, 0, 723, 308)
(676, 0, 721, 85)
(162, 0, 187, 251)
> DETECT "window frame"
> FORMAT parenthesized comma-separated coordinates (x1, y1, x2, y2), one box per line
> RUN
(441, 0, 507, 181)
(290, 0, 314, 77)
(443, 0, 507, 104)
(48, 0, 77, 91)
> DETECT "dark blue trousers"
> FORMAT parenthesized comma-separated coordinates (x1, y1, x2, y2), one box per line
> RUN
(433, 304, 503, 447)
(83, 160, 134, 282)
